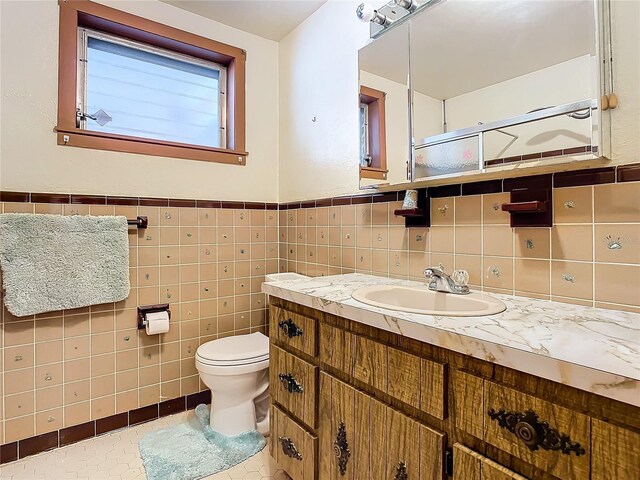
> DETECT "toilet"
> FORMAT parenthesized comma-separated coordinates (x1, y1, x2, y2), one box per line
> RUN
(195, 332, 270, 436)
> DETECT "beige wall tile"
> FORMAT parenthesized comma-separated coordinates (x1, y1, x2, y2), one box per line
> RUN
(594, 263, 640, 306)
(5, 415, 35, 443)
(515, 259, 550, 295)
(35, 363, 62, 389)
(551, 225, 593, 261)
(36, 385, 63, 412)
(455, 255, 482, 287)
(430, 253, 454, 274)
(5, 368, 34, 395)
(594, 224, 640, 264)
(36, 408, 63, 435)
(430, 226, 454, 253)
(483, 226, 513, 257)
(483, 257, 514, 290)
(551, 261, 593, 300)
(594, 182, 640, 223)
(34, 317, 63, 343)
(64, 358, 90, 383)
(431, 197, 454, 225)
(455, 226, 481, 255)
(64, 401, 90, 427)
(514, 229, 550, 259)
(35, 340, 63, 365)
(5, 391, 35, 418)
(455, 195, 481, 224)
(482, 193, 510, 224)
(409, 252, 430, 279)
(554, 186, 592, 223)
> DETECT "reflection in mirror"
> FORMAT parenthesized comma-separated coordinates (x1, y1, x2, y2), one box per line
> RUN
(410, 0, 600, 181)
(359, 23, 410, 187)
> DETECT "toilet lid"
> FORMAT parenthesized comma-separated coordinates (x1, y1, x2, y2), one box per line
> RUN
(196, 332, 269, 365)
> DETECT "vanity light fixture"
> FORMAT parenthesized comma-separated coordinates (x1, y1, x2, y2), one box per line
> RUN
(356, 3, 391, 26)
(393, 0, 419, 12)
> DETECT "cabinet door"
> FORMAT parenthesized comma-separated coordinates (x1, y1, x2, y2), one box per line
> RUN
(453, 444, 528, 480)
(319, 372, 364, 480)
(592, 419, 640, 480)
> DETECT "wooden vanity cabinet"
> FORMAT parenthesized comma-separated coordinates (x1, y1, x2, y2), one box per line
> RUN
(268, 298, 640, 480)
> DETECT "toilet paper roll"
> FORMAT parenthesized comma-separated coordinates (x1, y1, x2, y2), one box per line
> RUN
(145, 311, 170, 335)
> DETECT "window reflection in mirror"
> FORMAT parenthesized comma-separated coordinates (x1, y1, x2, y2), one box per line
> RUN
(410, 0, 600, 181)
(358, 23, 410, 187)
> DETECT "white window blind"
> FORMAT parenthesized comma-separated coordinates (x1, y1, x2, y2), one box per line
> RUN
(78, 29, 226, 148)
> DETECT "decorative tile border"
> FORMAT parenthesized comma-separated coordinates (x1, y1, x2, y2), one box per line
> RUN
(0, 390, 211, 464)
(1, 163, 637, 212)
(280, 163, 640, 209)
(0, 192, 278, 210)
(484, 145, 596, 167)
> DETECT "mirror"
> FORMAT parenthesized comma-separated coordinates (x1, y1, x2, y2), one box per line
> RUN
(358, 23, 410, 187)
(357, 0, 608, 188)
(410, 0, 601, 181)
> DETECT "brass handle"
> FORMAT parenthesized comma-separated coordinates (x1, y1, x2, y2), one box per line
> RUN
(488, 408, 585, 456)
(279, 318, 304, 338)
(334, 422, 351, 476)
(278, 373, 304, 393)
(395, 462, 408, 480)
(278, 436, 303, 461)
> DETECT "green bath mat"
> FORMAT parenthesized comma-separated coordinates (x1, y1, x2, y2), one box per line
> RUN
(139, 404, 266, 480)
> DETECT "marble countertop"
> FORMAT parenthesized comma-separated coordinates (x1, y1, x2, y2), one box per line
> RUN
(262, 273, 640, 407)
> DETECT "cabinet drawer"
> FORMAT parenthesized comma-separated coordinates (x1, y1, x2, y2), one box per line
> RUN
(272, 405, 317, 480)
(484, 381, 590, 480)
(271, 305, 317, 357)
(453, 443, 528, 480)
(271, 344, 318, 429)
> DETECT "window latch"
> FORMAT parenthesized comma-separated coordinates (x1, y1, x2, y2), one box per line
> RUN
(76, 108, 112, 126)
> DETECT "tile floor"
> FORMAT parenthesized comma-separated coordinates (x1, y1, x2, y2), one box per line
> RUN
(0, 411, 289, 480)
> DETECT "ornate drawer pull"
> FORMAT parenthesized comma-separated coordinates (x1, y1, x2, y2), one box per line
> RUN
(278, 436, 303, 461)
(334, 422, 351, 476)
(395, 461, 408, 480)
(488, 408, 585, 456)
(278, 373, 304, 393)
(279, 318, 304, 338)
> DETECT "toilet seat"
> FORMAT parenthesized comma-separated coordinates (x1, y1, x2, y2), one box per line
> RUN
(196, 332, 269, 376)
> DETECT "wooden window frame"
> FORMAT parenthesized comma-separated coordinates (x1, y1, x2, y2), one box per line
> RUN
(56, 0, 247, 165)
(359, 86, 388, 180)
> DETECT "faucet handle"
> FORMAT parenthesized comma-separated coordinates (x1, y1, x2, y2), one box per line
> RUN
(452, 270, 469, 287)
(424, 266, 443, 278)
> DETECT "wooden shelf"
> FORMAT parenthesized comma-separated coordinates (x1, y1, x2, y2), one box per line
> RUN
(501, 201, 547, 213)
(394, 208, 426, 218)
(502, 188, 552, 227)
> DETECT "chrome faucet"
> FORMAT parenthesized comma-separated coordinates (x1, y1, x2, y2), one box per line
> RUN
(423, 267, 470, 295)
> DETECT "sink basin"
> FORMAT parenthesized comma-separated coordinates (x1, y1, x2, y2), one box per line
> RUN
(351, 284, 507, 316)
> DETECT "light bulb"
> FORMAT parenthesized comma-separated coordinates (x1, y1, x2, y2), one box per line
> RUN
(356, 3, 375, 22)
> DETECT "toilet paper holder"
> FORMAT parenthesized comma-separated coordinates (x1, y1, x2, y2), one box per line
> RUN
(137, 304, 171, 329)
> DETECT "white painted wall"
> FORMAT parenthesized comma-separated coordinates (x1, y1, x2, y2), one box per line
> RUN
(610, 0, 640, 162)
(0, 0, 279, 202)
(278, 1, 369, 202)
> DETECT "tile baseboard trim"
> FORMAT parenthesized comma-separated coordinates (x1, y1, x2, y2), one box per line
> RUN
(1, 163, 638, 210)
(0, 390, 211, 465)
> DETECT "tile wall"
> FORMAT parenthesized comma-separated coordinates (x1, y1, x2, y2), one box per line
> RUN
(279, 181, 640, 312)
(0, 171, 638, 450)
(0, 201, 278, 445)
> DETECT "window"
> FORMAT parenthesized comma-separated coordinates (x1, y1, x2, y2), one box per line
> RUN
(359, 86, 387, 180)
(57, 0, 247, 165)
